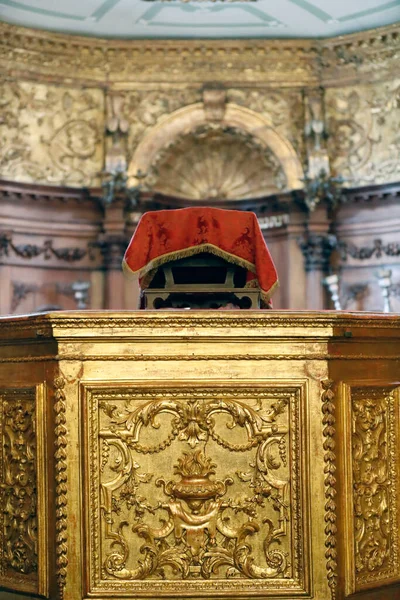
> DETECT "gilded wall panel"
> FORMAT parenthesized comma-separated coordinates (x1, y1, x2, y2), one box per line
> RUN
(121, 88, 202, 161)
(0, 387, 38, 594)
(0, 80, 104, 187)
(226, 89, 305, 160)
(0, 22, 399, 191)
(326, 79, 400, 185)
(83, 382, 311, 597)
(350, 386, 400, 592)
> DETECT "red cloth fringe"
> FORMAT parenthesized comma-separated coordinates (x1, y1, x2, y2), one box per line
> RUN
(123, 207, 278, 306)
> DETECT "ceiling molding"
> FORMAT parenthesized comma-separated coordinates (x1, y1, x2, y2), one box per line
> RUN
(0, 21, 399, 87)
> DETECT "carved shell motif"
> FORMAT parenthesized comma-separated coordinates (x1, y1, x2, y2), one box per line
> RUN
(147, 125, 287, 200)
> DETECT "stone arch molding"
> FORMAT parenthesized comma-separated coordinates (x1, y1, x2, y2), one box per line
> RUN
(127, 103, 303, 193)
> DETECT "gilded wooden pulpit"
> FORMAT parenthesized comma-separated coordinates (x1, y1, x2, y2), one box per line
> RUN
(0, 310, 399, 600)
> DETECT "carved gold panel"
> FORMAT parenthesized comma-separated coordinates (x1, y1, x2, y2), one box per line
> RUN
(0, 385, 48, 597)
(0, 80, 104, 187)
(83, 381, 311, 597)
(340, 384, 400, 596)
(326, 79, 400, 186)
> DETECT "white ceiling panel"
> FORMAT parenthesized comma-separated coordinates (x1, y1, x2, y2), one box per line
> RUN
(0, 0, 399, 38)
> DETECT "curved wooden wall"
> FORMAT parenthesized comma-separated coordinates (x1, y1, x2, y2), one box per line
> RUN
(0, 179, 399, 314)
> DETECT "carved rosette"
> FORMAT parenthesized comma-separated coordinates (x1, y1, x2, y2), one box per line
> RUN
(351, 387, 399, 590)
(0, 387, 38, 591)
(84, 384, 310, 596)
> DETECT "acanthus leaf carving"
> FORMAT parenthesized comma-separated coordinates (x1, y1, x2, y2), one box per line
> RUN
(326, 80, 400, 186)
(0, 80, 104, 187)
(351, 386, 399, 588)
(87, 385, 308, 595)
(0, 387, 38, 586)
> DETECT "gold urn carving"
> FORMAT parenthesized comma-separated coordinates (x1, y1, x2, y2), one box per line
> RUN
(0, 311, 399, 600)
(87, 385, 305, 594)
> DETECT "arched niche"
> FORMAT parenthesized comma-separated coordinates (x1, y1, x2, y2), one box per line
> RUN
(127, 103, 303, 196)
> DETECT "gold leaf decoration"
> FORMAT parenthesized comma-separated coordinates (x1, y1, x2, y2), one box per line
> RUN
(0, 387, 38, 592)
(321, 379, 338, 600)
(148, 125, 287, 200)
(54, 376, 68, 600)
(85, 384, 309, 596)
(351, 386, 399, 589)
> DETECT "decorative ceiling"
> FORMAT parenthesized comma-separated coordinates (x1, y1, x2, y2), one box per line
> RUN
(0, 0, 399, 39)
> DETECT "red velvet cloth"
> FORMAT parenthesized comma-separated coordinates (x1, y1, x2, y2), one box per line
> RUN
(123, 207, 278, 306)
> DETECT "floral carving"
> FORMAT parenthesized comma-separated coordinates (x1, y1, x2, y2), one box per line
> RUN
(121, 89, 202, 159)
(0, 388, 37, 584)
(43, 119, 99, 181)
(326, 80, 400, 186)
(0, 80, 103, 186)
(0, 233, 97, 263)
(88, 385, 308, 595)
(227, 89, 305, 158)
(339, 238, 400, 261)
(351, 387, 399, 587)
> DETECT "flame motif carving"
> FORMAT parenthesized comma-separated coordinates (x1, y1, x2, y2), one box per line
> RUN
(87, 386, 308, 595)
(351, 387, 399, 587)
(0, 389, 37, 580)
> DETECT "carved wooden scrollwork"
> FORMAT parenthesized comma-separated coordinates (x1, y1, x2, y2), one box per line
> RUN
(0, 387, 38, 592)
(350, 386, 400, 590)
(85, 384, 309, 596)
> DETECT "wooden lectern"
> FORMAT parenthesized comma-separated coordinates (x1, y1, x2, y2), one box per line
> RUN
(122, 207, 279, 309)
(0, 311, 399, 600)
(143, 252, 261, 309)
